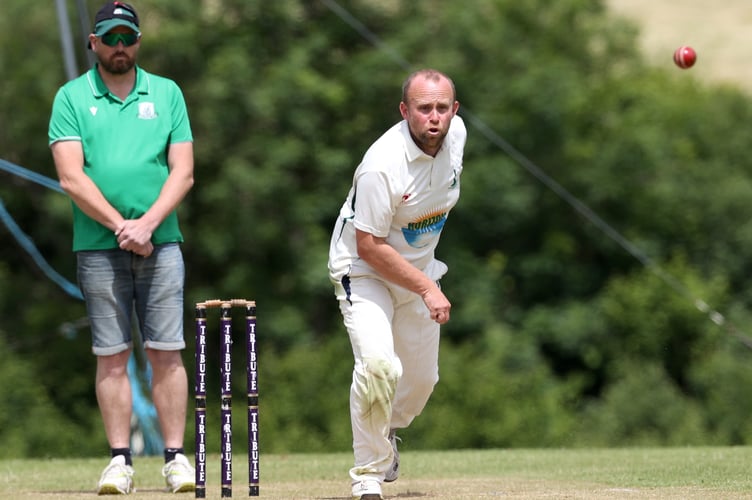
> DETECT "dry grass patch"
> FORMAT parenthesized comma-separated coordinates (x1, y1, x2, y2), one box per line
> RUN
(607, 0, 752, 92)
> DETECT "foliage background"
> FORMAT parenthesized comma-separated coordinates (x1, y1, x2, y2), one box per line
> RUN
(2, 0, 752, 457)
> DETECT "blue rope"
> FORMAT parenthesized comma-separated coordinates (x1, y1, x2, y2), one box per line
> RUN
(0, 158, 164, 455)
(128, 353, 164, 455)
(0, 197, 83, 300)
(0, 159, 65, 193)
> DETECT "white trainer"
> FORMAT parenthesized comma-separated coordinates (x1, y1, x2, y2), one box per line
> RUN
(162, 453, 196, 493)
(351, 479, 382, 499)
(384, 430, 401, 483)
(97, 455, 134, 495)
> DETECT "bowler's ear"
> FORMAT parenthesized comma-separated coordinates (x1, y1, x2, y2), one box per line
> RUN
(399, 101, 408, 119)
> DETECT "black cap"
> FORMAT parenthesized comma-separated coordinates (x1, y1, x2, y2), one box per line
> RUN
(93, 1, 140, 36)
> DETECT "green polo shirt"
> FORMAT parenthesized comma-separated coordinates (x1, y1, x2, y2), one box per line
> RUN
(48, 65, 193, 251)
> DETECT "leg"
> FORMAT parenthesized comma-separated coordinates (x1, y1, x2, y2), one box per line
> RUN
(132, 244, 195, 492)
(96, 350, 134, 449)
(390, 290, 440, 430)
(77, 249, 136, 449)
(150, 348, 195, 494)
(132, 243, 188, 448)
(339, 277, 402, 483)
(146, 348, 188, 448)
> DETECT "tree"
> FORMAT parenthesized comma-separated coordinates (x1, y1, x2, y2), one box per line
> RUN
(3, 0, 752, 455)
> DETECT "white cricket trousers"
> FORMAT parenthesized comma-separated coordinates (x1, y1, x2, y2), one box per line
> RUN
(337, 275, 440, 482)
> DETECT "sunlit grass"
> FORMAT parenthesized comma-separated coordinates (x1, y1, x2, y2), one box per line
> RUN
(2, 447, 752, 499)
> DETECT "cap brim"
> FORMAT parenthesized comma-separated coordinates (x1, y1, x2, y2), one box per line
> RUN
(94, 19, 140, 36)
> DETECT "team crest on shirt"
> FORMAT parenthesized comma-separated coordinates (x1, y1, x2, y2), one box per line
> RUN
(138, 102, 158, 119)
(449, 169, 459, 189)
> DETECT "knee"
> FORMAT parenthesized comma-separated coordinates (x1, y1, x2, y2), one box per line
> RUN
(146, 349, 184, 369)
(354, 357, 402, 400)
(365, 357, 401, 385)
(97, 351, 131, 377)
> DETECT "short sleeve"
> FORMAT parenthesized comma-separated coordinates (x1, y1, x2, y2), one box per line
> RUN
(352, 170, 396, 238)
(169, 83, 193, 144)
(48, 87, 82, 145)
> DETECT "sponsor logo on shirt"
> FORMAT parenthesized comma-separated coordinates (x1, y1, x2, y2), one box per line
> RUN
(402, 210, 448, 248)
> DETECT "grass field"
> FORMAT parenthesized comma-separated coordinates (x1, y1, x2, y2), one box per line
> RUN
(3, 447, 752, 499)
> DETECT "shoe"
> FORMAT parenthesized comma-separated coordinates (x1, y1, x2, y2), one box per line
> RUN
(384, 429, 401, 483)
(162, 453, 196, 493)
(97, 455, 134, 495)
(351, 479, 382, 499)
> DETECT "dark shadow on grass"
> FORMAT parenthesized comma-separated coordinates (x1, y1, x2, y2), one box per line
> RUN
(394, 491, 429, 498)
(37, 493, 97, 497)
(39, 488, 169, 495)
(318, 492, 429, 500)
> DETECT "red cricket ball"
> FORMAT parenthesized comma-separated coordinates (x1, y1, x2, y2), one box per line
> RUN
(673, 46, 697, 69)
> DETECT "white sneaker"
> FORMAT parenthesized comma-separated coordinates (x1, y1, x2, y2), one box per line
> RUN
(384, 430, 401, 483)
(97, 455, 134, 495)
(162, 453, 196, 493)
(351, 479, 382, 499)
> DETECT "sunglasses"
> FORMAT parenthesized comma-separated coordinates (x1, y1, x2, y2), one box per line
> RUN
(100, 32, 140, 47)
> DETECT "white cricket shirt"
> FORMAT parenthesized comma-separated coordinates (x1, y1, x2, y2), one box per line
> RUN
(328, 115, 466, 283)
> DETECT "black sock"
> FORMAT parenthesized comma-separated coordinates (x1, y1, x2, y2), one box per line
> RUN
(164, 447, 185, 463)
(111, 448, 132, 466)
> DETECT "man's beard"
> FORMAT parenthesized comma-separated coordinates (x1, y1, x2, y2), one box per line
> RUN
(412, 130, 446, 153)
(99, 53, 135, 75)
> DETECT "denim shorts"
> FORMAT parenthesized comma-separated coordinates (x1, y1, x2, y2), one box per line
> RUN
(77, 243, 186, 355)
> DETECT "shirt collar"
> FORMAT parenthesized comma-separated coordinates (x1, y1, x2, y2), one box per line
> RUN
(86, 64, 149, 100)
(400, 120, 443, 161)
(401, 121, 423, 161)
